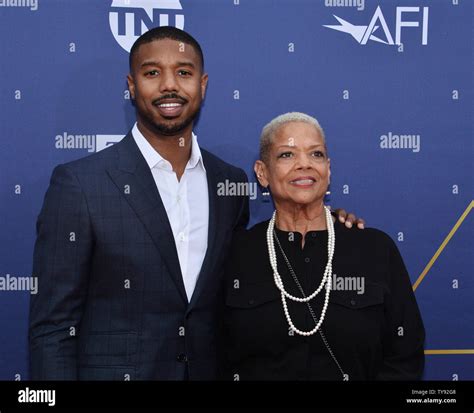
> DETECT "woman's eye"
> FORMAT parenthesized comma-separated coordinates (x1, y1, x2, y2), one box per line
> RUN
(278, 152, 293, 159)
(313, 151, 325, 158)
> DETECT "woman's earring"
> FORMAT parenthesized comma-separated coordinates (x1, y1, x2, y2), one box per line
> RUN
(261, 186, 270, 202)
(257, 174, 270, 202)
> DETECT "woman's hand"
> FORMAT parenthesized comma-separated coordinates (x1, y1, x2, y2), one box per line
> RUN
(332, 208, 365, 229)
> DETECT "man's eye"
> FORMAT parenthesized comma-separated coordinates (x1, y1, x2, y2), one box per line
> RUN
(146, 70, 159, 76)
(278, 152, 293, 159)
(178, 70, 191, 76)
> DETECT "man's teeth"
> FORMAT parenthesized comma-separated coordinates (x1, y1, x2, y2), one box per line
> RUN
(292, 179, 315, 185)
(159, 103, 182, 107)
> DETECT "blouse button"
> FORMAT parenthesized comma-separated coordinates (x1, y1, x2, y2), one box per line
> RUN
(304, 257, 310, 263)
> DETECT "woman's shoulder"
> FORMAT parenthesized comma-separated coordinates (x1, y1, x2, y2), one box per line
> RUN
(335, 220, 397, 249)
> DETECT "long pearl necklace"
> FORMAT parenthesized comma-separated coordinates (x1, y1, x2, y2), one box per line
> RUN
(266, 206, 335, 336)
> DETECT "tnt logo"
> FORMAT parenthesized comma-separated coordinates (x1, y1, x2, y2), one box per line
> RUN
(324, 5, 429, 45)
(109, 0, 184, 53)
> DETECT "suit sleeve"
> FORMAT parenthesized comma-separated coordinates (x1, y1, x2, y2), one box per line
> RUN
(29, 164, 94, 380)
(233, 168, 250, 231)
(376, 236, 425, 380)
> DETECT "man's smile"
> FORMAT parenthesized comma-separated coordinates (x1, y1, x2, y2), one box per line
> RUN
(152, 95, 187, 118)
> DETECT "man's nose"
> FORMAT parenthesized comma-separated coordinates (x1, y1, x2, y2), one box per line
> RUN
(159, 69, 179, 93)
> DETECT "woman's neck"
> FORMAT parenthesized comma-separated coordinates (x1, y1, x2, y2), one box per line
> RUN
(274, 202, 334, 249)
(275, 202, 327, 233)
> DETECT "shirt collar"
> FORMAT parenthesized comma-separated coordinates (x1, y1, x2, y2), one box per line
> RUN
(132, 123, 206, 172)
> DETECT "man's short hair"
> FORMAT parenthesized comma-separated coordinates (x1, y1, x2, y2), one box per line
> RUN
(129, 26, 204, 71)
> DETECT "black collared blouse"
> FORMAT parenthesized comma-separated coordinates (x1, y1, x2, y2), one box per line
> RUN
(221, 220, 425, 380)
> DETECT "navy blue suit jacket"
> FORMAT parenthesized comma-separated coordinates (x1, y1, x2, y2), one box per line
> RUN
(29, 133, 249, 380)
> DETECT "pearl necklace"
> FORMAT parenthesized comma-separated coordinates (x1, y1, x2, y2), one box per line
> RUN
(266, 206, 335, 336)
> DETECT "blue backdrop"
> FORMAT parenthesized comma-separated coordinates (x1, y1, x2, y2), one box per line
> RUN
(0, 0, 472, 380)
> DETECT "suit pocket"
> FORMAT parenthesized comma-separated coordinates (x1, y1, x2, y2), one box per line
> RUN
(79, 332, 138, 366)
(78, 365, 137, 381)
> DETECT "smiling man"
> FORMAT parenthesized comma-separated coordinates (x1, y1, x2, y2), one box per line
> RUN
(127, 33, 208, 180)
(29, 27, 362, 381)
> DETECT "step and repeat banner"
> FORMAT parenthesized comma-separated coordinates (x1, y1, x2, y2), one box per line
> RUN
(0, 0, 472, 380)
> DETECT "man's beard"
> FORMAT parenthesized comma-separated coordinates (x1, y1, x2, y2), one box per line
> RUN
(153, 108, 200, 136)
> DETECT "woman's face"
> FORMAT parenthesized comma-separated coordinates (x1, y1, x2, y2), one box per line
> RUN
(255, 121, 330, 207)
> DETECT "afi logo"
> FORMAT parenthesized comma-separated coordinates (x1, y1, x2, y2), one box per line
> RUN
(109, 0, 184, 53)
(324, 6, 429, 45)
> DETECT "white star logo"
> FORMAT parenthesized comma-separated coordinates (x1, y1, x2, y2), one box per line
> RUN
(324, 15, 388, 44)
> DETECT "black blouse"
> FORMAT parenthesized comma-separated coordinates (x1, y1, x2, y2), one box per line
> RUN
(221, 220, 425, 380)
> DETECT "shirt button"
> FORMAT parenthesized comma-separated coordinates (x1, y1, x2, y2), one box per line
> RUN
(177, 354, 188, 362)
(350, 299, 356, 306)
(311, 233, 317, 238)
(304, 257, 310, 263)
(178, 232, 186, 242)
(248, 299, 255, 305)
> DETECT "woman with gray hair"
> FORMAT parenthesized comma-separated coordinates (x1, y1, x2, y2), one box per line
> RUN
(221, 112, 425, 380)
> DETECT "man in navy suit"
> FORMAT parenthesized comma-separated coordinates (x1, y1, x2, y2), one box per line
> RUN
(29, 27, 361, 380)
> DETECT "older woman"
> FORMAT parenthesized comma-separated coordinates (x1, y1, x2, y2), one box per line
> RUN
(221, 112, 425, 380)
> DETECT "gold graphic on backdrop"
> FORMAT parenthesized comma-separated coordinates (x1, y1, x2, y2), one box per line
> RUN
(411, 201, 473, 356)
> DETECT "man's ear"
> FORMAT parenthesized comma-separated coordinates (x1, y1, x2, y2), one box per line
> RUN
(200, 73, 209, 100)
(254, 160, 269, 187)
(127, 74, 135, 100)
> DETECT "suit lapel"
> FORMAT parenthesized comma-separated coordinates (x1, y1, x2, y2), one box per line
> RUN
(188, 151, 225, 309)
(106, 133, 188, 304)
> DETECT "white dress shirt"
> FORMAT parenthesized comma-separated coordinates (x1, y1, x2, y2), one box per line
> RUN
(132, 123, 209, 302)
